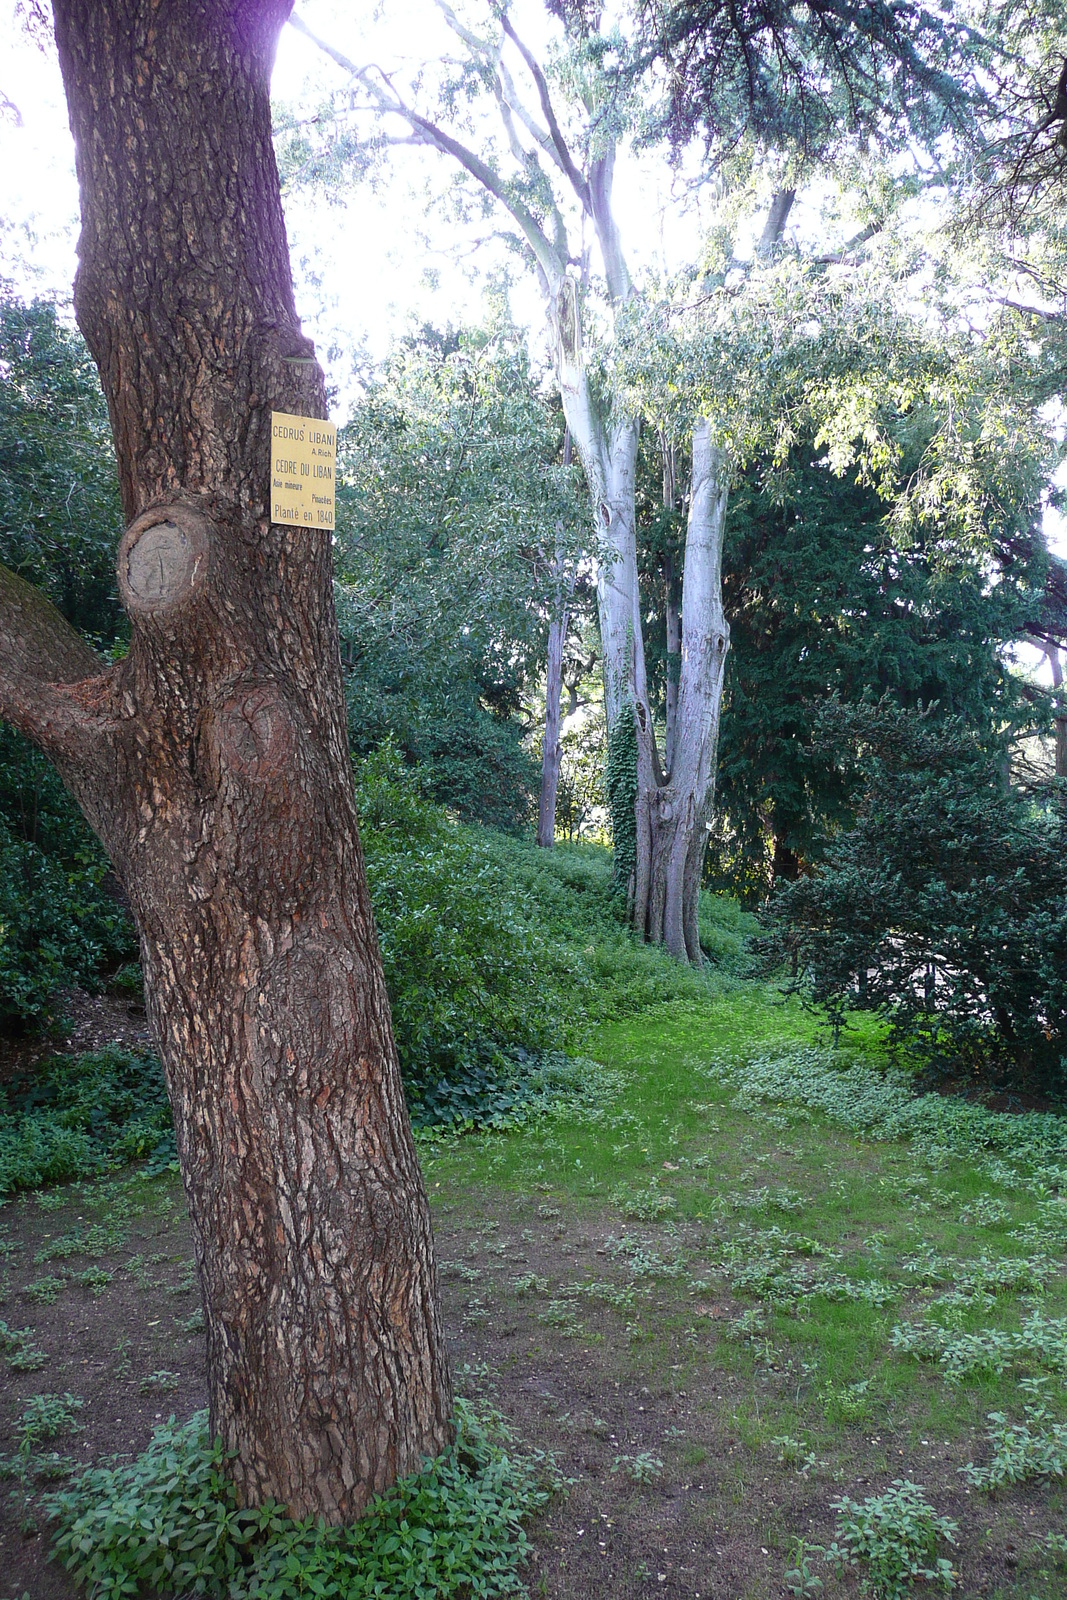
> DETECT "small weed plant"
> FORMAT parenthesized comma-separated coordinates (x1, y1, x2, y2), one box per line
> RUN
(0, 1321, 47, 1372)
(48, 1401, 560, 1600)
(825, 1479, 958, 1599)
(960, 1381, 1067, 1489)
(610, 1452, 663, 1484)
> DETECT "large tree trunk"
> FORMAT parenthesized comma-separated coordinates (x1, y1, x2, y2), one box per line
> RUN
(0, 0, 452, 1522)
(634, 422, 730, 960)
(664, 547, 681, 776)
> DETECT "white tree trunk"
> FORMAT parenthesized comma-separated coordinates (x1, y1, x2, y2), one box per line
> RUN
(636, 420, 730, 960)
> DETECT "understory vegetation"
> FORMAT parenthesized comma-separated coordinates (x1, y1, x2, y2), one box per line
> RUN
(47, 1401, 560, 1600)
(2, 865, 1066, 1594)
(1, 0, 1066, 1586)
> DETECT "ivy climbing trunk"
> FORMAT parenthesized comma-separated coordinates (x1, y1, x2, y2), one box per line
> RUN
(0, 0, 452, 1522)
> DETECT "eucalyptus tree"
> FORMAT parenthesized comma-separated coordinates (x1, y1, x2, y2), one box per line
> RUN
(0, 0, 451, 1520)
(287, 0, 995, 958)
(288, 4, 682, 916)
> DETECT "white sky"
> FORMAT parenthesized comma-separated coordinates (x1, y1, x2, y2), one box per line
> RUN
(0, 1, 723, 398)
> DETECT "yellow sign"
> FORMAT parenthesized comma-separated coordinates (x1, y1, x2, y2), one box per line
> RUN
(270, 411, 337, 530)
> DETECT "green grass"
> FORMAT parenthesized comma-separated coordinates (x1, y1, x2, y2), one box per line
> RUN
(419, 977, 1067, 1513)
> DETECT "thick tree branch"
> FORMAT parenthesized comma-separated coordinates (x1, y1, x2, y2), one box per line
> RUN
(0, 562, 108, 756)
(498, 14, 591, 212)
(289, 10, 567, 286)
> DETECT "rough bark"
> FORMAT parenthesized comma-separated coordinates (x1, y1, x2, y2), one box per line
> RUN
(634, 422, 730, 960)
(0, 0, 453, 1522)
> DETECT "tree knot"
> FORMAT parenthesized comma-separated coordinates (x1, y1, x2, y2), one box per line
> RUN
(118, 500, 214, 619)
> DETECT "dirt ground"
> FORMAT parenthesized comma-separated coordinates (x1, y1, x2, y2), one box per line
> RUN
(0, 1180, 1056, 1599)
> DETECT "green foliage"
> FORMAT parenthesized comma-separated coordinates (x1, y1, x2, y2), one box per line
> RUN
(0, 302, 136, 1024)
(961, 1382, 1067, 1489)
(0, 1046, 173, 1197)
(336, 328, 582, 827)
(825, 1480, 958, 1599)
(711, 447, 1045, 897)
(890, 1312, 1067, 1383)
(710, 1046, 1067, 1175)
(610, 1451, 662, 1484)
(0, 293, 123, 644)
(0, 1322, 47, 1373)
(620, 0, 986, 163)
(48, 1400, 558, 1600)
(766, 701, 1067, 1093)
(355, 747, 561, 1117)
(0, 1393, 83, 1504)
(0, 728, 136, 1029)
(604, 704, 637, 899)
(355, 747, 742, 1122)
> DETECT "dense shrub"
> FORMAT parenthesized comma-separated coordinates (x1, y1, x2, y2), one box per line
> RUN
(766, 702, 1067, 1094)
(355, 747, 560, 1112)
(0, 1046, 174, 1196)
(0, 729, 136, 1029)
(355, 747, 753, 1118)
(48, 1400, 559, 1600)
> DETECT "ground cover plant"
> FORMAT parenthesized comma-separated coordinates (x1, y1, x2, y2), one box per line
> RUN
(47, 1401, 559, 1600)
(0, 824, 1065, 1598)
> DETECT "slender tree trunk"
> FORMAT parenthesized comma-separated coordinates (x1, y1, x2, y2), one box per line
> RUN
(537, 556, 571, 848)
(636, 421, 730, 960)
(1048, 646, 1067, 779)
(537, 430, 576, 849)
(0, 0, 452, 1522)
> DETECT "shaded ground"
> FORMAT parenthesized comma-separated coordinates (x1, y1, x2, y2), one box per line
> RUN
(1, 994, 1066, 1599)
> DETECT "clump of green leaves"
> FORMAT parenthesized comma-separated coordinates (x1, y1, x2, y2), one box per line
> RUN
(0, 1320, 48, 1372)
(0, 1045, 173, 1197)
(611, 1452, 663, 1484)
(48, 1401, 560, 1600)
(0, 1392, 84, 1511)
(610, 1178, 677, 1221)
(891, 1312, 1067, 1383)
(825, 1480, 958, 1598)
(709, 1047, 1067, 1179)
(961, 1382, 1067, 1489)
